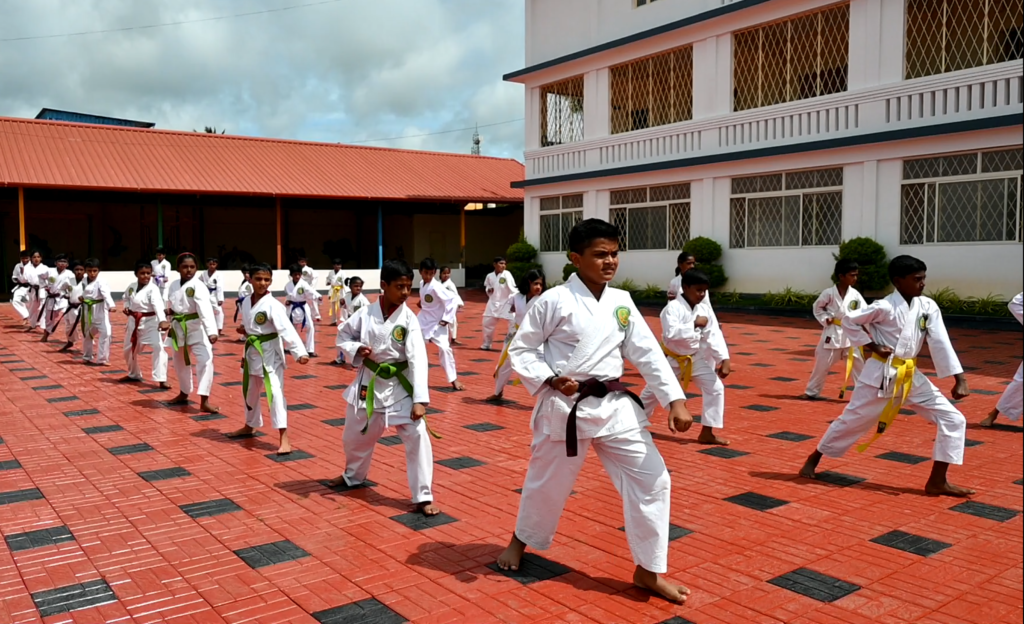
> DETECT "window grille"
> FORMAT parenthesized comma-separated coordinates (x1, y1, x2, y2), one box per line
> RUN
(730, 168, 844, 248)
(733, 3, 850, 112)
(539, 194, 584, 252)
(905, 0, 1023, 80)
(540, 76, 585, 147)
(610, 46, 693, 134)
(609, 183, 692, 251)
(901, 148, 1023, 244)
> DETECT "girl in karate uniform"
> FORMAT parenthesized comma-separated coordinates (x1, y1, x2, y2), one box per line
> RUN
(199, 257, 226, 336)
(77, 258, 115, 366)
(229, 263, 310, 455)
(333, 276, 370, 365)
(121, 261, 169, 388)
(162, 253, 219, 414)
(284, 264, 319, 356)
(326, 259, 346, 324)
(418, 258, 464, 391)
(800, 259, 867, 400)
(439, 266, 464, 345)
(980, 292, 1023, 428)
(487, 269, 545, 402)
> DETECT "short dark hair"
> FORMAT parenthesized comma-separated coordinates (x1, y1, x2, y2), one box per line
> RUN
(332, 258, 343, 266)
(154, 246, 166, 255)
(440, 265, 451, 273)
(889, 255, 927, 280)
(834, 258, 859, 277)
(250, 263, 273, 278)
(568, 218, 620, 256)
(54, 253, 68, 262)
(493, 256, 506, 265)
(675, 251, 696, 275)
(297, 255, 308, 261)
(176, 252, 197, 267)
(19, 249, 30, 258)
(419, 257, 438, 271)
(288, 263, 302, 275)
(519, 269, 546, 294)
(381, 259, 414, 284)
(347, 276, 364, 288)
(84, 258, 101, 269)
(241, 263, 251, 274)
(207, 257, 219, 264)
(134, 260, 151, 273)
(71, 258, 85, 269)
(682, 268, 710, 287)
(29, 249, 41, 257)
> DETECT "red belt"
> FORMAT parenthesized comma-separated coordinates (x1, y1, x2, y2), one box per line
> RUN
(129, 311, 158, 351)
(565, 378, 644, 457)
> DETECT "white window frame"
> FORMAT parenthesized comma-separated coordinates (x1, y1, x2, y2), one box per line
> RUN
(539, 195, 584, 253)
(730, 171, 844, 249)
(609, 184, 691, 251)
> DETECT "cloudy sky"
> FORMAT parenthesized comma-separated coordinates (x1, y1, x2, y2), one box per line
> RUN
(0, 0, 526, 158)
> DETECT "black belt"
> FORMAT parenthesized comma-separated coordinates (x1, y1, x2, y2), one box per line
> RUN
(565, 378, 644, 457)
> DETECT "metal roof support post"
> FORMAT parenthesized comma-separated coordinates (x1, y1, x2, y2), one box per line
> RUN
(276, 197, 284, 269)
(377, 204, 384, 269)
(17, 188, 26, 250)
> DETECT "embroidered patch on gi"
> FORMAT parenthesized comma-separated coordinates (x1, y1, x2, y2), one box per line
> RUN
(392, 325, 407, 344)
(424, 294, 434, 304)
(499, 277, 507, 285)
(127, 288, 134, 297)
(918, 314, 928, 331)
(185, 287, 195, 297)
(614, 306, 630, 330)
(254, 311, 268, 325)
(298, 287, 305, 295)
(48, 276, 56, 284)
(849, 300, 860, 311)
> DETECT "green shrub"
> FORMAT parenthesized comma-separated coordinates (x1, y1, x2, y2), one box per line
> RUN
(563, 263, 578, 281)
(611, 278, 639, 292)
(506, 233, 538, 263)
(834, 237, 888, 293)
(684, 237, 723, 263)
(701, 263, 728, 289)
(506, 262, 542, 286)
(765, 287, 817, 308)
(714, 290, 743, 305)
(636, 284, 665, 300)
(927, 287, 964, 314)
(963, 294, 1010, 316)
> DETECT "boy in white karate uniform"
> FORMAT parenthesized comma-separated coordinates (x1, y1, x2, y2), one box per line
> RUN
(228, 263, 310, 455)
(40, 254, 75, 343)
(980, 292, 1023, 427)
(665, 251, 695, 303)
(481, 256, 518, 350)
(497, 219, 693, 604)
(121, 261, 169, 387)
(151, 247, 172, 302)
(800, 256, 974, 497)
(641, 268, 732, 446)
(285, 264, 319, 356)
(326, 259, 346, 325)
(162, 252, 220, 414)
(329, 259, 441, 516)
(298, 256, 322, 322)
(199, 257, 226, 335)
(418, 258, 464, 391)
(58, 260, 86, 352)
(77, 258, 115, 365)
(10, 250, 32, 324)
(800, 259, 867, 400)
(25, 251, 50, 331)
(334, 276, 370, 365)
(488, 269, 545, 403)
(439, 266, 464, 345)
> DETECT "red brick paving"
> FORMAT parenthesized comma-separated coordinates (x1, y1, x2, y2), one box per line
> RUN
(0, 293, 1020, 624)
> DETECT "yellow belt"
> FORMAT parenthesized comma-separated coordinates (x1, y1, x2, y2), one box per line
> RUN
(329, 285, 344, 317)
(829, 318, 858, 400)
(661, 343, 693, 393)
(856, 353, 916, 453)
(494, 325, 523, 386)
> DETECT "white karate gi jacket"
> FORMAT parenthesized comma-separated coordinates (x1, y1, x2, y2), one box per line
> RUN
(813, 286, 868, 350)
(151, 259, 172, 287)
(199, 271, 225, 305)
(418, 278, 458, 341)
(1010, 293, 1023, 325)
(337, 301, 430, 419)
(124, 281, 167, 346)
(662, 298, 729, 364)
(45, 269, 77, 312)
(80, 277, 115, 320)
(484, 270, 518, 318)
(509, 274, 685, 441)
(843, 292, 962, 392)
(27, 263, 51, 298)
(301, 265, 316, 287)
(164, 278, 218, 347)
(284, 280, 317, 325)
(11, 261, 29, 287)
(342, 292, 371, 322)
(241, 295, 308, 375)
(442, 279, 464, 308)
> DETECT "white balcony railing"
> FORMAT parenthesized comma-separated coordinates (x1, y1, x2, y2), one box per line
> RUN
(525, 62, 1023, 179)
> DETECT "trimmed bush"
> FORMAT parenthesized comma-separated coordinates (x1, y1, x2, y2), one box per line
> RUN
(701, 263, 728, 289)
(506, 233, 538, 264)
(563, 263, 578, 281)
(684, 237, 723, 263)
(834, 237, 888, 293)
(506, 262, 543, 286)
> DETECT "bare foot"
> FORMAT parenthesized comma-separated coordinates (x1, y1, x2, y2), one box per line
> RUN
(40, 333, 50, 343)
(277, 430, 291, 455)
(308, 353, 319, 358)
(58, 342, 73, 352)
(496, 535, 527, 571)
(633, 566, 690, 603)
(226, 425, 254, 438)
(799, 452, 822, 480)
(417, 501, 441, 516)
(484, 394, 504, 403)
(925, 480, 976, 497)
(325, 474, 349, 488)
(697, 428, 730, 446)
(159, 382, 171, 390)
(979, 408, 999, 428)
(199, 398, 219, 414)
(167, 392, 189, 405)
(452, 380, 465, 391)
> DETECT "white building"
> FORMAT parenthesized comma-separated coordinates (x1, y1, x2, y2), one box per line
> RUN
(507, 0, 1023, 297)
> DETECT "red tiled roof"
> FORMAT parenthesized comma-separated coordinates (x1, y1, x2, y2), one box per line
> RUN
(0, 117, 524, 203)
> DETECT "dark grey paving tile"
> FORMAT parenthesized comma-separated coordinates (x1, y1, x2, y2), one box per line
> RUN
(324, 384, 347, 391)
(220, 381, 243, 387)
(235, 540, 310, 569)
(47, 396, 79, 403)
(768, 568, 860, 603)
(972, 389, 1000, 396)
(225, 431, 266, 439)
(107, 443, 154, 456)
(749, 363, 775, 368)
(138, 467, 192, 482)
(379, 435, 403, 446)
(64, 409, 100, 418)
(769, 377, 799, 383)
(82, 425, 124, 435)
(0, 460, 22, 471)
(459, 371, 480, 377)
(486, 553, 571, 585)
(742, 404, 779, 412)
(390, 511, 459, 531)
(619, 524, 692, 541)
(949, 501, 1020, 523)
(0, 488, 44, 506)
(656, 618, 697, 624)
(321, 479, 377, 493)
(1015, 478, 1023, 486)
(876, 451, 929, 465)
(322, 418, 346, 427)
(138, 388, 167, 395)
(463, 422, 505, 433)
(31, 578, 117, 618)
(192, 413, 227, 422)
(426, 407, 444, 415)
(816, 472, 867, 487)
(470, 358, 493, 363)
(5, 525, 75, 553)
(20, 375, 47, 381)
(767, 431, 815, 443)
(698, 447, 749, 459)
(100, 369, 127, 375)
(724, 492, 789, 512)
(0, 437, 4, 445)
(870, 530, 953, 557)
(311, 598, 407, 624)
(179, 498, 243, 519)
(288, 403, 317, 411)
(963, 439, 984, 448)
(292, 374, 316, 380)
(725, 384, 753, 390)
(265, 450, 315, 462)
(437, 457, 486, 470)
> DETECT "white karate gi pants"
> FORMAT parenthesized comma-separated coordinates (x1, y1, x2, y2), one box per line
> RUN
(494, 343, 514, 396)
(805, 346, 865, 398)
(996, 364, 1023, 421)
(818, 374, 966, 464)
(11, 286, 30, 320)
(27, 290, 44, 329)
(428, 325, 458, 383)
(171, 343, 215, 396)
(212, 304, 225, 332)
(82, 317, 112, 364)
(481, 315, 506, 350)
(124, 332, 168, 383)
(516, 426, 671, 574)
(290, 305, 316, 354)
(63, 307, 80, 343)
(449, 318, 458, 341)
(640, 358, 725, 429)
(342, 399, 434, 503)
(42, 298, 66, 334)
(244, 368, 287, 429)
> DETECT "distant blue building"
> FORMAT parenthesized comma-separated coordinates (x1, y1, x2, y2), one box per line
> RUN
(35, 108, 155, 128)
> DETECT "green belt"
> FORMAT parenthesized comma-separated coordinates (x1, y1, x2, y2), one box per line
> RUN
(363, 358, 440, 439)
(242, 332, 279, 411)
(169, 312, 200, 366)
(80, 299, 104, 333)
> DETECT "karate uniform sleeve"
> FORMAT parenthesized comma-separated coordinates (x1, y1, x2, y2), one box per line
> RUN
(843, 300, 889, 347)
(100, 281, 115, 309)
(621, 300, 686, 407)
(336, 311, 364, 361)
(122, 284, 134, 310)
(193, 287, 219, 338)
(484, 274, 495, 293)
(509, 294, 558, 396)
(1010, 293, 1024, 325)
(405, 316, 431, 405)
(152, 289, 167, 323)
(506, 272, 520, 296)
(704, 311, 731, 364)
(812, 289, 832, 327)
(924, 307, 963, 379)
(435, 283, 458, 324)
(216, 280, 225, 304)
(273, 302, 309, 359)
(661, 304, 700, 354)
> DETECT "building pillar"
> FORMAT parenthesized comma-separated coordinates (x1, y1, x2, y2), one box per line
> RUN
(17, 187, 26, 251)
(460, 205, 467, 268)
(156, 197, 164, 247)
(275, 197, 283, 269)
